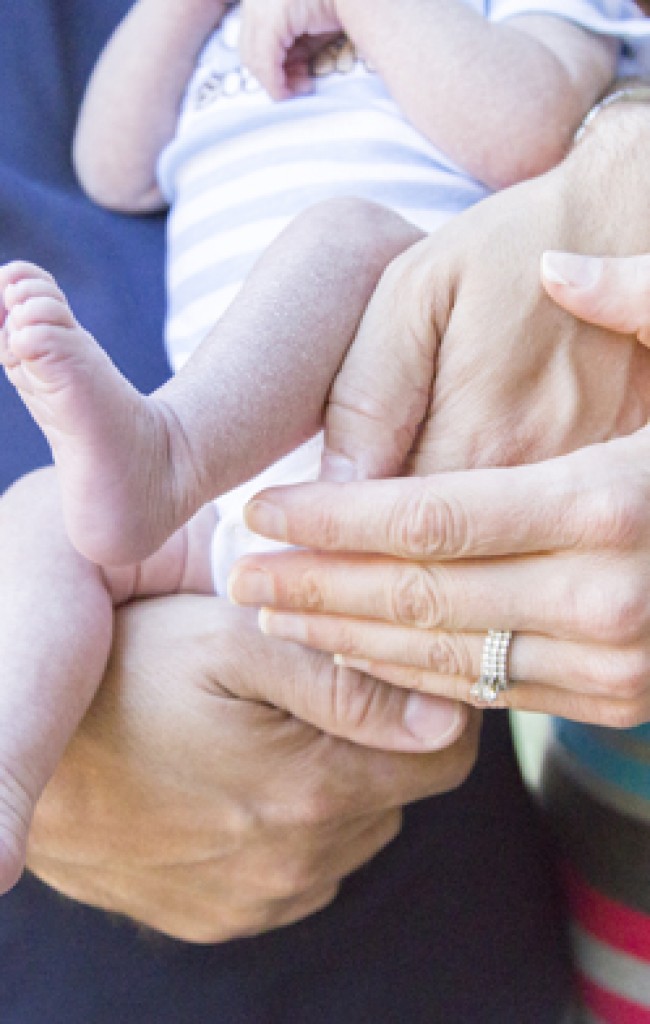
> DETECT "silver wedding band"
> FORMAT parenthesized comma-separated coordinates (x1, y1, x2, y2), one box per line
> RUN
(470, 629, 513, 704)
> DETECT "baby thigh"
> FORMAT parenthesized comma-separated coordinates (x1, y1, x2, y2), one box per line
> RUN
(0, 466, 114, 892)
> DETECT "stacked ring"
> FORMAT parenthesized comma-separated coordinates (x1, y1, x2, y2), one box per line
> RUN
(469, 629, 513, 704)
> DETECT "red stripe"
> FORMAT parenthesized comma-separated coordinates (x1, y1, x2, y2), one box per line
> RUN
(563, 863, 650, 962)
(578, 973, 650, 1023)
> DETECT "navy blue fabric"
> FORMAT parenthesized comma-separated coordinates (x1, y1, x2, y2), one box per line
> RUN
(0, 3, 571, 1020)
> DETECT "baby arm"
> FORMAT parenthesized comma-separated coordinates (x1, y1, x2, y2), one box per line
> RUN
(73, 0, 228, 212)
(242, 0, 616, 189)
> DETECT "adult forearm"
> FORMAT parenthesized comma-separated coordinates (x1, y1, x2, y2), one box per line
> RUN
(73, 0, 226, 212)
(334, 0, 613, 188)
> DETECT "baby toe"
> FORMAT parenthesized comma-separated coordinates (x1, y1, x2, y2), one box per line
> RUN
(7, 295, 75, 333)
(4, 276, 66, 312)
(0, 260, 55, 296)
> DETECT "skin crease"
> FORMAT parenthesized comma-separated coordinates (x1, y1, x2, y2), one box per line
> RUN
(3, 0, 616, 903)
(25, 88, 650, 937)
(229, 101, 650, 732)
(26, 596, 478, 943)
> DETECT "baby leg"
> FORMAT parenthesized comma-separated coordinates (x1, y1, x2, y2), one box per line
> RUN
(0, 261, 175, 566)
(0, 467, 114, 893)
(0, 467, 215, 895)
(154, 198, 424, 524)
(1, 201, 422, 568)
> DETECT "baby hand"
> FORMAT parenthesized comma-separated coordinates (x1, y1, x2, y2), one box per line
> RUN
(240, 0, 343, 100)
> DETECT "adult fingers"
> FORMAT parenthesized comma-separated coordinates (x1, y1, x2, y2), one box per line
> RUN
(217, 606, 467, 753)
(231, 542, 650, 646)
(335, 659, 650, 729)
(542, 251, 650, 346)
(319, 235, 437, 483)
(243, 436, 649, 558)
(258, 609, 650, 708)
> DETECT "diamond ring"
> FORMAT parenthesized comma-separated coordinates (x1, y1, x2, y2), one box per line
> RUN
(469, 630, 513, 704)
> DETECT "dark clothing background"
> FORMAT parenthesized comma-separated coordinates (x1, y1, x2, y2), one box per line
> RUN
(0, 3, 570, 1020)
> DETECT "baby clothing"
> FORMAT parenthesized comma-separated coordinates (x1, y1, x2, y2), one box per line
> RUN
(157, 0, 650, 594)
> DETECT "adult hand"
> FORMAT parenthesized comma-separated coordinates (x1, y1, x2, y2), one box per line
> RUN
(228, 103, 650, 729)
(541, 250, 650, 349)
(27, 594, 474, 942)
(230, 427, 650, 727)
(317, 115, 650, 485)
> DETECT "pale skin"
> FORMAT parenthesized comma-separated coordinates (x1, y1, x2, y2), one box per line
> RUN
(239, 0, 616, 187)
(228, 101, 650, 730)
(0, 201, 458, 898)
(73, 0, 615, 208)
(47, 0, 612, 566)
(0, 1, 616, 893)
(23, 91, 650, 942)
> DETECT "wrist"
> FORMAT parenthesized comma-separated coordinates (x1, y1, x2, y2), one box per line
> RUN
(574, 81, 650, 143)
(555, 94, 650, 256)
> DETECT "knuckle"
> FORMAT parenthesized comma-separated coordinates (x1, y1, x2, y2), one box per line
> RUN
(598, 699, 647, 730)
(261, 786, 336, 835)
(287, 569, 326, 612)
(604, 583, 648, 645)
(571, 576, 649, 645)
(329, 625, 363, 658)
(389, 487, 469, 558)
(600, 648, 650, 702)
(424, 633, 472, 677)
(281, 773, 340, 830)
(328, 660, 395, 729)
(579, 480, 647, 549)
(262, 856, 322, 899)
(389, 566, 450, 629)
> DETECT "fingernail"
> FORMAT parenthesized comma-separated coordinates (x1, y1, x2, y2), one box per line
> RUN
(404, 695, 465, 749)
(229, 568, 276, 606)
(319, 452, 357, 483)
(259, 609, 307, 642)
(333, 654, 370, 671)
(542, 251, 602, 289)
(244, 500, 288, 540)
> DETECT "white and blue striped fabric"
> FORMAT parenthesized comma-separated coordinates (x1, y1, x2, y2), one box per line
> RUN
(158, 0, 650, 373)
(155, 0, 650, 592)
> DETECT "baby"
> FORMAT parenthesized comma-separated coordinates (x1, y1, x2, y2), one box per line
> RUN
(0, 0, 638, 892)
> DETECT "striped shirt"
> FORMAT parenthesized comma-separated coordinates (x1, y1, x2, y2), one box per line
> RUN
(543, 722, 650, 1022)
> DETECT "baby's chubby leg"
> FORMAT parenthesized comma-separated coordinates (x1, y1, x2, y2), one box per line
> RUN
(156, 198, 424, 529)
(0, 467, 113, 893)
(0, 466, 214, 894)
(1, 200, 422, 567)
(0, 261, 176, 566)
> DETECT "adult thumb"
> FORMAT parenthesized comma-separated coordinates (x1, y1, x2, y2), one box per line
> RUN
(541, 251, 650, 346)
(320, 241, 448, 483)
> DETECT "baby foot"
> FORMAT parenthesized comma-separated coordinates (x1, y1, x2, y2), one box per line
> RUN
(0, 262, 189, 565)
